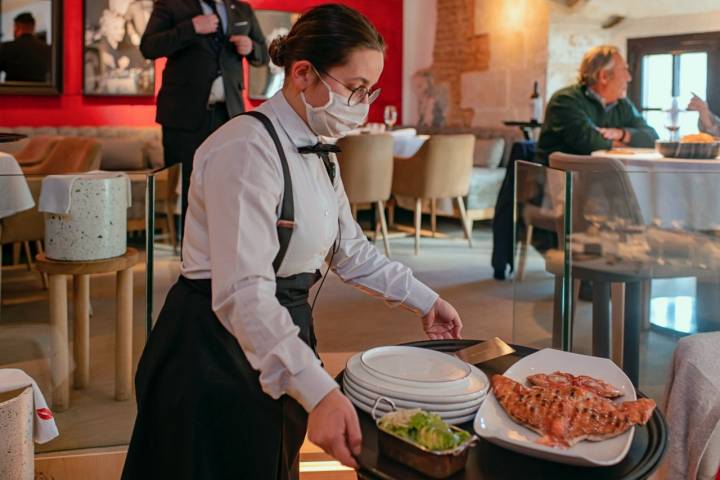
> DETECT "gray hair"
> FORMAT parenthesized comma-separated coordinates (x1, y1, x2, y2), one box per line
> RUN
(578, 45, 620, 87)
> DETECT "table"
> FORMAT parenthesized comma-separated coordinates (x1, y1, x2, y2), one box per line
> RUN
(0, 133, 27, 144)
(503, 121, 542, 141)
(568, 256, 715, 385)
(343, 339, 667, 480)
(0, 153, 34, 219)
(0, 153, 36, 319)
(592, 149, 720, 230)
(390, 129, 429, 159)
(35, 248, 139, 411)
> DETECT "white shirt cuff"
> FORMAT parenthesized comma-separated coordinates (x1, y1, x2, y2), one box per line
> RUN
(403, 279, 439, 316)
(286, 363, 339, 412)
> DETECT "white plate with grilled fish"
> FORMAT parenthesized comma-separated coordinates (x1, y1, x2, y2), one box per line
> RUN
(473, 349, 656, 467)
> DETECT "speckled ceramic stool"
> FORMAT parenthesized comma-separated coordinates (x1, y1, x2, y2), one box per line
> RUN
(44, 174, 129, 261)
(0, 387, 33, 480)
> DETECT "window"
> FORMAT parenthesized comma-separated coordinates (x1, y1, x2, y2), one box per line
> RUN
(628, 32, 720, 139)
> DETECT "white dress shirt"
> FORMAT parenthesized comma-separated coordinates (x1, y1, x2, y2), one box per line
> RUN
(199, 0, 227, 104)
(181, 91, 439, 412)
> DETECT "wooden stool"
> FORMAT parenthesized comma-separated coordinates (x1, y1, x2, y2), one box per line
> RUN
(35, 248, 139, 411)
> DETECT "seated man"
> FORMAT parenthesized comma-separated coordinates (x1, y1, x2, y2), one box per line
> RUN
(536, 45, 658, 164)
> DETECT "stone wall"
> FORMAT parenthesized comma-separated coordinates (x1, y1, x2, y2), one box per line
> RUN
(403, 0, 549, 128)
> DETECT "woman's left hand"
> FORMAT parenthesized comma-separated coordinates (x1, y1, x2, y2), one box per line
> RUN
(421, 298, 462, 340)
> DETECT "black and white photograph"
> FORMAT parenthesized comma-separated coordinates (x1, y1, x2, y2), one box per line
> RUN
(83, 0, 154, 96)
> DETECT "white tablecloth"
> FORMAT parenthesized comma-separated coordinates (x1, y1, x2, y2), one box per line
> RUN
(342, 128, 430, 159)
(0, 153, 34, 220)
(390, 129, 429, 159)
(592, 149, 720, 230)
(0, 369, 58, 444)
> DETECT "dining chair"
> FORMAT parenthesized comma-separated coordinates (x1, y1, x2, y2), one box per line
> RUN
(391, 134, 475, 254)
(336, 134, 394, 257)
(547, 152, 645, 368)
(1, 177, 48, 295)
(12, 136, 62, 168)
(22, 137, 101, 175)
(155, 165, 181, 253)
(660, 332, 720, 480)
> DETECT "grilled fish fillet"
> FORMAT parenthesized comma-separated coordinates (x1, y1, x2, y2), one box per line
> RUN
(491, 375, 655, 448)
(527, 371, 623, 398)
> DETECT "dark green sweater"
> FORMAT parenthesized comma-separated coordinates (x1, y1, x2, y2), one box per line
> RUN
(536, 84, 658, 164)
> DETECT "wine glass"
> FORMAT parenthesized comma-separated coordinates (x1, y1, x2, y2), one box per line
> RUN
(384, 105, 398, 131)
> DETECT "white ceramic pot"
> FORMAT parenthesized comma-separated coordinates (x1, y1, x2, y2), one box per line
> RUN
(44, 175, 128, 261)
(0, 387, 34, 480)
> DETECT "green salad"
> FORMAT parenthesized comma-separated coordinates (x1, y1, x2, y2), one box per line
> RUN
(378, 409, 471, 451)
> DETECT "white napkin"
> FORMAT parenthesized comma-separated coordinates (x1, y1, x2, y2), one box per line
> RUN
(0, 369, 59, 444)
(38, 171, 132, 215)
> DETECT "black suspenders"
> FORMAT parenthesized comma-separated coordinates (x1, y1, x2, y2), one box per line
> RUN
(240, 111, 294, 274)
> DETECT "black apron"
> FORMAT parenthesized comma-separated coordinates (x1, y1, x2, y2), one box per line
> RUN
(122, 112, 320, 480)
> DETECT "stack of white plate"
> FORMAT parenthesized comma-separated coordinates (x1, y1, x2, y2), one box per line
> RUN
(342, 346, 489, 424)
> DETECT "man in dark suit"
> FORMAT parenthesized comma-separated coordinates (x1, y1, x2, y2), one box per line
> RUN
(140, 0, 268, 226)
(0, 12, 51, 82)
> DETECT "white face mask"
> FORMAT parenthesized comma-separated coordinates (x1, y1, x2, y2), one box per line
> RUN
(301, 76, 369, 138)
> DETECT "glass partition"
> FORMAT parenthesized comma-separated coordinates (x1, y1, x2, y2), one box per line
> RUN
(513, 158, 720, 404)
(0, 166, 180, 453)
(512, 160, 573, 351)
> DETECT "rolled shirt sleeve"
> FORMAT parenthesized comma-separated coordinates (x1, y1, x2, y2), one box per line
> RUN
(329, 155, 439, 316)
(200, 129, 337, 413)
(698, 111, 720, 137)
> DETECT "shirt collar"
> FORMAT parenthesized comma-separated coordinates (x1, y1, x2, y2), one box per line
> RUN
(585, 86, 618, 112)
(266, 90, 319, 150)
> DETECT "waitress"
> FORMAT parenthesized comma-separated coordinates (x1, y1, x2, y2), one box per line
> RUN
(122, 4, 463, 479)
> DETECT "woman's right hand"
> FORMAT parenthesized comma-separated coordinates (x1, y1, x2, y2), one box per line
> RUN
(688, 95, 709, 115)
(307, 389, 362, 469)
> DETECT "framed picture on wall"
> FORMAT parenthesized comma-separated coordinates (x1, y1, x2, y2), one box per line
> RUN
(0, 0, 63, 95)
(248, 10, 300, 101)
(83, 0, 154, 96)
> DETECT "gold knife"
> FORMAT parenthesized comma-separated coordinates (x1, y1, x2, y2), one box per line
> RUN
(452, 337, 515, 365)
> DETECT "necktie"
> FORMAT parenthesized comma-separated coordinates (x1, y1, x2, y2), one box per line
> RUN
(298, 143, 342, 185)
(202, 0, 224, 53)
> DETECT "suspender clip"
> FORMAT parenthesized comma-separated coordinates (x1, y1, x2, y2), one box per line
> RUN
(277, 219, 295, 230)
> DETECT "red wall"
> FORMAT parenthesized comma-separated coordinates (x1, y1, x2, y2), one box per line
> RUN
(0, 0, 402, 127)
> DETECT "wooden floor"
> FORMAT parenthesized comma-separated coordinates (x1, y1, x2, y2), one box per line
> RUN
(0, 219, 681, 478)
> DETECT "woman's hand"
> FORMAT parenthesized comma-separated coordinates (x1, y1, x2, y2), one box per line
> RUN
(688, 94, 714, 128)
(688, 94, 710, 115)
(421, 298, 462, 340)
(307, 389, 362, 469)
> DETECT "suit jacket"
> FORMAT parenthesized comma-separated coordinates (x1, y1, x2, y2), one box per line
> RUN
(140, 0, 269, 130)
(0, 33, 51, 82)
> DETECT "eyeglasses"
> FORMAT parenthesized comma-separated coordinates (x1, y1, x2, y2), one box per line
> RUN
(313, 66, 382, 107)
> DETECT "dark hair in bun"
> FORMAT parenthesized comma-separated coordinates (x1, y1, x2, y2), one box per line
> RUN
(268, 35, 288, 67)
(270, 4, 385, 73)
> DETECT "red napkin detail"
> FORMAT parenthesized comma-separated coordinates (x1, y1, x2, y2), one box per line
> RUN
(36, 408, 53, 420)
